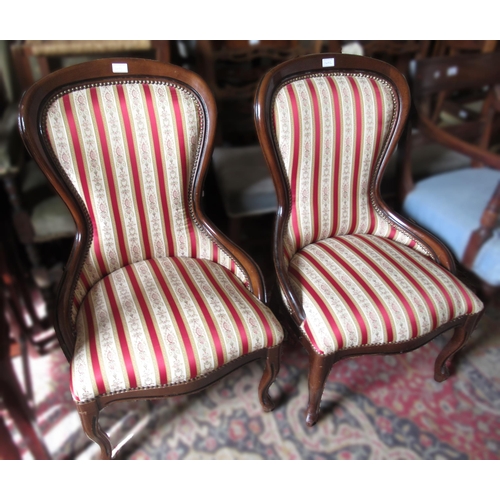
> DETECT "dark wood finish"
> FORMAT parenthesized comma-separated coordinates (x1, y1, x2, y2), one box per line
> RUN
(1, 230, 51, 460)
(18, 58, 282, 459)
(398, 52, 500, 299)
(255, 53, 483, 426)
(463, 181, 500, 268)
(429, 41, 497, 123)
(10, 40, 172, 92)
(196, 40, 323, 145)
(0, 80, 60, 354)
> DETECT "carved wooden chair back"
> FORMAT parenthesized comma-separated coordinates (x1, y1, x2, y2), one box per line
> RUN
(19, 58, 283, 458)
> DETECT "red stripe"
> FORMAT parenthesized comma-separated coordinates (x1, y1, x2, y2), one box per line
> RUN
(357, 236, 439, 331)
(169, 87, 197, 256)
(171, 259, 225, 367)
(63, 94, 107, 277)
(347, 77, 363, 235)
(289, 265, 344, 351)
(83, 298, 106, 395)
(143, 84, 175, 256)
(306, 79, 322, 242)
(90, 88, 129, 266)
(380, 238, 463, 319)
(339, 236, 419, 337)
(368, 80, 384, 233)
(326, 76, 342, 237)
(126, 263, 170, 383)
(286, 84, 302, 251)
(197, 260, 250, 354)
(117, 85, 152, 259)
(316, 240, 394, 342)
(103, 277, 137, 388)
(300, 250, 368, 345)
(224, 269, 275, 347)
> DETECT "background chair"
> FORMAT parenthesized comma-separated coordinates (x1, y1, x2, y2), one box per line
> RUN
(19, 58, 283, 459)
(0, 214, 51, 460)
(1, 66, 60, 353)
(399, 52, 500, 301)
(255, 53, 484, 426)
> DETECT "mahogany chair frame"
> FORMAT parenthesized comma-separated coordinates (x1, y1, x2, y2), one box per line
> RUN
(18, 58, 281, 459)
(399, 52, 500, 300)
(254, 53, 483, 426)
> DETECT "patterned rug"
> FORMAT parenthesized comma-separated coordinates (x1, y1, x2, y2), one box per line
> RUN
(6, 303, 500, 460)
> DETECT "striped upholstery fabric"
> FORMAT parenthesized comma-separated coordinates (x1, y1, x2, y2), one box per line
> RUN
(71, 257, 283, 402)
(273, 73, 429, 264)
(44, 82, 248, 324)
(289, 235, 483, 355)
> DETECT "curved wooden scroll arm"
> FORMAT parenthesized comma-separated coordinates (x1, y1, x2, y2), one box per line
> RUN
(416, 107, 500, 171)
(463, 180, 500, 268)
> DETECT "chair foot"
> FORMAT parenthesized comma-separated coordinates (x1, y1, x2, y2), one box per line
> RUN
(258, 345, 281, 412)
(306, 353, 333, 427)
(434, 313, 482, 383)
(77, 400, 112, 460)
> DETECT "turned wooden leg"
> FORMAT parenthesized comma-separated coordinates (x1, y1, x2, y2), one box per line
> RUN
(77, 400, 112, 460)
(258, 345, 281, 412)
(434, 313, 482, 383)
(306, 353, 334, 427)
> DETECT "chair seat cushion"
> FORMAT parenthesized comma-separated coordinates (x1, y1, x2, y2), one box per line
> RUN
(71, 257, 284, 403)
(402, 167, 500, 286)
(288, 234, 483, 355)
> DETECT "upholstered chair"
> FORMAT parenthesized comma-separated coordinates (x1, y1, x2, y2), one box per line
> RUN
(254, 53, 484, 426)
(19, 58, 283, 459)
(399, 52, 500, 300)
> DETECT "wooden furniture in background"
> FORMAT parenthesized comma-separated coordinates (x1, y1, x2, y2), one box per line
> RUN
(399, 52, 500, 301)
(0, 216, 51, 460)
(10, 40, 172, 92)
(255, 53, 484, 426)
(196, 40, 323, 244)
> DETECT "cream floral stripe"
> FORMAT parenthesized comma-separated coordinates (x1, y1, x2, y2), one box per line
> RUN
(43, 81, 253, 330)
(128, 84, 169, 260)
(70, 257, 283, 402)
(287, 235, 483, 355)
(272, 74, 428, 265)
(109, 266, 159, 390)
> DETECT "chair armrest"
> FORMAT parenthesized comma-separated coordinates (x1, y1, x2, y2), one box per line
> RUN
(416, 107, 500, 170)
(463, 180, 500, 268)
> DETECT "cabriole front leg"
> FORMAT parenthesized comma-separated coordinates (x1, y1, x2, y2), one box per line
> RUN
(77, 400, 112, 460)
(434, 313, 482, 382)
(306, 353, 333, 427)
(258, 345, 281, 412)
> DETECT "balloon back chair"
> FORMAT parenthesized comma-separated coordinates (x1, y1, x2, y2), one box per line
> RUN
(254, 53, 484, 426)
(18, 58, 283, 459)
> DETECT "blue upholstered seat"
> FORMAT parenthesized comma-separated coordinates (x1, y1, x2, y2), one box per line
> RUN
(403, 167, 500, 287)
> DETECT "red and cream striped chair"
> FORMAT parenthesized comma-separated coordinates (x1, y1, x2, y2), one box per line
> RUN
(254, 53, 484, 426)
(18, 58, 283, 458)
